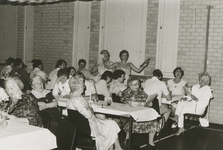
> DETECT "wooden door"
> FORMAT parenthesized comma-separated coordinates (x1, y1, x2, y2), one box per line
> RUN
(99, 0, 148, 75)
(0, 5, 17, 64)
(156, 0, 180, 77)
(72, 1, 91, 69)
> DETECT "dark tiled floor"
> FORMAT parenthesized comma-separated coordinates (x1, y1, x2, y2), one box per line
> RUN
(132, 123, 223, 150)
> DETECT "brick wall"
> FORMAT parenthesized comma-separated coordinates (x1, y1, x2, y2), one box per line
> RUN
(89, 1, 101, 70)
(17, 6, 25, 59)
(144, 0, 159, 76)
(33, 2, 74, 74)
(178, 0, 223, 124)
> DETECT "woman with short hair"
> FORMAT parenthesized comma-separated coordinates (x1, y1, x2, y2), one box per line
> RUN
(171, 72, 213, 135)
(67, 74, 123, 150)
(4, 75, 42, 127)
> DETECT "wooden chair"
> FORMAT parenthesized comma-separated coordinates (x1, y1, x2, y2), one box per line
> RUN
(67, 109, 96, 150)
(97, 94, 104, 100)
(112, 93, 122, 103)
(184, 97, 213, 131)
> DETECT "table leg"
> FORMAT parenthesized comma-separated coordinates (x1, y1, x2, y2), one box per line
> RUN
(128, 116, 133, 150)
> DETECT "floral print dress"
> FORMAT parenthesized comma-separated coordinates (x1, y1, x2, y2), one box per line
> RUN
(121, 88, 160, 133)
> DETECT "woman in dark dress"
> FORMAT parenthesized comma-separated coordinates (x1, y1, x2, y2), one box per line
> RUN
(4, 75, 42, 127)
(30, 75, 61, 133)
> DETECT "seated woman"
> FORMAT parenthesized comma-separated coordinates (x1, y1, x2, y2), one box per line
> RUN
(30, 59, 48, 82)
(30, 75, 61, 133)
(95, 71, 113, 100)
(67, 73, 123, 150)
(167, 67, 188, 127)
(67, 66, 76, 78)
(52, 69, 70, 97)
(4, 75, 42, 127)
(121, 76, 160, 150)
(171, 72, 213, 135)
(109, 70, 126, 102)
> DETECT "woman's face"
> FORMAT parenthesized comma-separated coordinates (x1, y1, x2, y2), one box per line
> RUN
(199, 76, 208, 87)
(174, 69, 182, 78)
(5, 80, 22, 100)
(106, 77, 112, 84)
(102, 52, 110, 61)
(129, 80, 140, 91)
(121, 52, 128, 61)
(69, 69, 76, 76)
(59, 75, 68, 84)
(69, 78, 85, 95)
(59, 62, 66, 69)
(32, 78, 44, 92)
(119, 74, 125, 83)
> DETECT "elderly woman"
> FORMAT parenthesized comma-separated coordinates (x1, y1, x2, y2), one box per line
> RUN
(104, 50, 150, 84)
(30, 75, 61, 132)
(67, 73, 123, 150)
(52, 69, 70, 97)
(121, 76, 160, 150)
(171, 72, 213, 135)
(4, 75, 42, 127)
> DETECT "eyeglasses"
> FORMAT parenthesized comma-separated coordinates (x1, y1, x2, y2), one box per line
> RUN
(131, 83, 140, 86)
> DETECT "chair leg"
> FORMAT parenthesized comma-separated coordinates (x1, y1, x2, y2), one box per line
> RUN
(70, 126, 77, 150)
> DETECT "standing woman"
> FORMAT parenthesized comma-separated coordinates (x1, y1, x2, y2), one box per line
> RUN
(91, 50, 114, 81)
(4, 75, 42, 127)
(104, 50, 150, 84)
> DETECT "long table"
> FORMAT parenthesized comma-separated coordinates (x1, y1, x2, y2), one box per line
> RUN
(57, 96, 160, 150)
(0, 121, 57, 150)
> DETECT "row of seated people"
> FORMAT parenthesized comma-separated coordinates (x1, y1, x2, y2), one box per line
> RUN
(0, 54, 213, 149)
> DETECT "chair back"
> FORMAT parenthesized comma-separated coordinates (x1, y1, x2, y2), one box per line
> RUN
(112, 93, 121, 103)
(97, 94, 105, 100)
(151, 96, 160, 114)
(67, 109, 91, 137)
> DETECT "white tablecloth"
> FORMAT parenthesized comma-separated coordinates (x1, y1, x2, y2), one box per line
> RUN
(92, 101, 160, 122)
(0, 121, 57, 150)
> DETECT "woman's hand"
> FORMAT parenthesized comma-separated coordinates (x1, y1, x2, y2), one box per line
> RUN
(38, 102, 47, 110)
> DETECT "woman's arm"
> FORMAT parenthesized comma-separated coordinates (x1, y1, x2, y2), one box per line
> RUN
(90, 64, 99, 74)
(130, 62, 148, 73)
(103, 61, 117, 69)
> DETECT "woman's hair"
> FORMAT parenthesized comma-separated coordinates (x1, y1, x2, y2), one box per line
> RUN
(13, 58, 23, 67)
(57, 69, 69, 78)
(55, 59, 67, 68)
(5, 57, 14, 66)
(67, 67, 76, 75)
(113, 70, 125, 80)
(5, 75, 24, 90)
(30, 75, 44, 87)
(127, 76, 140, 88)
(100, 71, 113, 80)
(100, 50, 110, 57)
(173, 67, 184, 78)
(119, 50, 129, 59)
(78, 59, 86, 66)
(33, 59, 43, 69)
(198, 72, 211, 86)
